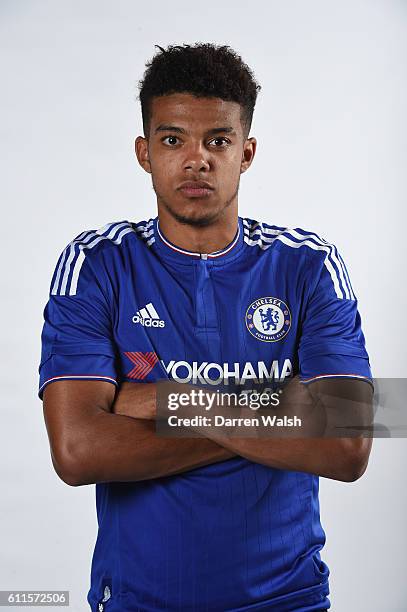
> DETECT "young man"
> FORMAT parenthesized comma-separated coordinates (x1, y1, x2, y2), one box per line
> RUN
(39, 44, 373, 611)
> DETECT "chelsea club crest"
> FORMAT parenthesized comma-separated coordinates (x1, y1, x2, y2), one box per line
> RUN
(245, 297, 291, 342)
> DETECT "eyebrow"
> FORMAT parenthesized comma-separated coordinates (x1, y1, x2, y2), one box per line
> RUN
(154, 124, 236, 136)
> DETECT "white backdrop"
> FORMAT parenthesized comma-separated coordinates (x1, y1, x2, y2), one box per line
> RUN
(1, 1, 406, 610)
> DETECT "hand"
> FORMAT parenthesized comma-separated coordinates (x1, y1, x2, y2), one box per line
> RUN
(112, 381, 157, 420)
(270, 375, 327, 437)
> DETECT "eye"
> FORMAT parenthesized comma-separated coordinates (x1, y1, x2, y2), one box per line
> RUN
(161, 135, 181, 146)
(208, 137, 231, 147)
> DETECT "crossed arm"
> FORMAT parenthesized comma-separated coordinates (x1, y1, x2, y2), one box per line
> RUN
(43, 375, 373, 486)
(43, 380, 235, 486)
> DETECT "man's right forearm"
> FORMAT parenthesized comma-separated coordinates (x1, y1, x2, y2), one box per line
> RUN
(67, 410, 236, 486)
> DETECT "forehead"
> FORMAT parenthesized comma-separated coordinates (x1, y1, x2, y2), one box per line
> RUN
(149, 93, 243, 131)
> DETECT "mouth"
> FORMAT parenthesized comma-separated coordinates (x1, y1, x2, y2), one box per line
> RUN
(177, 181, 215, 198)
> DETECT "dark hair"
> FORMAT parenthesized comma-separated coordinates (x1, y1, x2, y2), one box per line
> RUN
(138, 43, 261, 138)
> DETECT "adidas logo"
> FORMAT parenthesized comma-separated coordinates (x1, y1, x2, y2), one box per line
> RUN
(132, 302, 166, 328)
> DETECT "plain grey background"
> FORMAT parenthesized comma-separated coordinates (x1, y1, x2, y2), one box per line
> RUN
(1, 1, 406, 610)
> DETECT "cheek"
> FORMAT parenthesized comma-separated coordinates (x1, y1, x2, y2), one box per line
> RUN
(218, 158, 241, 184)
(151, 154, 178, 185)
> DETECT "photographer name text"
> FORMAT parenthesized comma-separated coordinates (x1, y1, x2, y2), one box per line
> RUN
(167, 415, 302, 428)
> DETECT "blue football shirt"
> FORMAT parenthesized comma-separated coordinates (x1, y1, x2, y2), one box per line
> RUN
(38, 216, 372, 611)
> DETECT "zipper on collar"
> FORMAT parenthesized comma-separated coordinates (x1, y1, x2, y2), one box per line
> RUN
(194, 259, 218, 331)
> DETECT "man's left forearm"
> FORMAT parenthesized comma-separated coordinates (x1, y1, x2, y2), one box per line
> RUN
(194, 433, 372, 482)
(185, 377, 374, 481)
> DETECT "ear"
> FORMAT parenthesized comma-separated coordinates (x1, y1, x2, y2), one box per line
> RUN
(135, 136, 152, 174)
(240, 137, 257, 174)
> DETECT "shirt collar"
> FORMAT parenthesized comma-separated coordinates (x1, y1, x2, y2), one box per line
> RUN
(153, 217, 245, 264)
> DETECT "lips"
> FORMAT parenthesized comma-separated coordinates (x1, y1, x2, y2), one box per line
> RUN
(177, 181, 214, 198)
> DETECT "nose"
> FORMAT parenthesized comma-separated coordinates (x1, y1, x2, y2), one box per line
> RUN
(183, 142, 211, 173)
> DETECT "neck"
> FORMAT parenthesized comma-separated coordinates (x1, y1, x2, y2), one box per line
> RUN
(157, 204, 239, 254)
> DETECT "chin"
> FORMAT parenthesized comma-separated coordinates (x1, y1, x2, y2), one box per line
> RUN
(174, 210, 219, 228)
(165, 200, 224, 227)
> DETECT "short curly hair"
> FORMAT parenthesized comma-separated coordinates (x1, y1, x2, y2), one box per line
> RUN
(138, 43, 261, 138)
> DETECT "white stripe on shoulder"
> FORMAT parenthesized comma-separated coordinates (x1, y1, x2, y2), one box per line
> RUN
(337, 250, 355, 300)
(97, 221, 131, 241)
(283, 229, 352, 300)
(52, 230, 98, 296)
(276, 234, 344, 298)
(53, 221, 139, 297)
(134, 218, 155, 247)
(243, 218, 354, 300)
(243, 219, 287, 248)
(51, 230, 92, 295)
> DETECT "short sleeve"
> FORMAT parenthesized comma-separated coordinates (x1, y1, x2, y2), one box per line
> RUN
(298, 247, 372, 385)
(38, 240, 118, 399)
